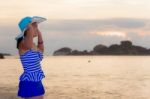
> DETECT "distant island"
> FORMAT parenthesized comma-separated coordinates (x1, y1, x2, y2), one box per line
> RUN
(0, 53, 11, 59)
(53, 40, 150, 56)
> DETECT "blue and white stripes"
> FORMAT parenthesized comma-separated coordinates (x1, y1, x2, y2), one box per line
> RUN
(19, 48, 45, 82)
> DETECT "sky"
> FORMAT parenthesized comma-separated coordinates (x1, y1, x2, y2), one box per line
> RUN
(0, 0, 150, 55)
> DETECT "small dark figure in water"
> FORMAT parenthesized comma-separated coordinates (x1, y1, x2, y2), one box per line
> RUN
(88, 60, 91, 63)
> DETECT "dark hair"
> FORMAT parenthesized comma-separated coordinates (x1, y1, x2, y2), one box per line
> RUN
(16, 31, 27, 49)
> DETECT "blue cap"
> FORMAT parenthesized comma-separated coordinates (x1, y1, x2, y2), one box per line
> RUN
(15, 16, 46, 40)
(18, 16, 32, 32)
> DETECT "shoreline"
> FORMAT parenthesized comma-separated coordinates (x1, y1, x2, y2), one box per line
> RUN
(3, 55, 150, 59)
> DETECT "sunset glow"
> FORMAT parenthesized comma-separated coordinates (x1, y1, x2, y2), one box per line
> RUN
(95, 31, 127, 38)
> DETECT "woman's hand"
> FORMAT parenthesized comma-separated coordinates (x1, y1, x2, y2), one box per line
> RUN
(31, 22, 41, 35)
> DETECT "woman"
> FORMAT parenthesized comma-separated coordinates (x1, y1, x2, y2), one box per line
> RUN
(15, 16, 46, 99)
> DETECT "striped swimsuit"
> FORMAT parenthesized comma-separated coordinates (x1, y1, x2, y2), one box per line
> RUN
(19, 48, 45, 82)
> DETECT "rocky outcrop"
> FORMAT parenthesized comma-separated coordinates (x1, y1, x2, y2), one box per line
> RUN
(53, 40, 150, 55)
(0, 53, 11, 59)
(121, 41, 132, 48)
(53, 47, 72, 56)
(0, 54, 4, 59)
(93, 44, 108, 55)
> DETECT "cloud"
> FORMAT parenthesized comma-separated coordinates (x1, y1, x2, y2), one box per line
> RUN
(44, 18, 149, 37)
(45, 19, 146, 32)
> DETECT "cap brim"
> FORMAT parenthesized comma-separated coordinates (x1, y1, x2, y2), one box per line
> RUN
(32, 16, 46, 24)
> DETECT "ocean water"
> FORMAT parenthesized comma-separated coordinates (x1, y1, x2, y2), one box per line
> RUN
(1, 56, 150, 99)
(42, 56, 150, 99)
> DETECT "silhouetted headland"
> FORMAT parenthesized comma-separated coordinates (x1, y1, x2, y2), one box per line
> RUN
(0, 53, 11, 59)
(53, 40, 150, 56)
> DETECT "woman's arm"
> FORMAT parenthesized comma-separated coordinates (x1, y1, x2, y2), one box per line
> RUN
(23, 24, 34, 50)
(37, 29, 44, 53)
